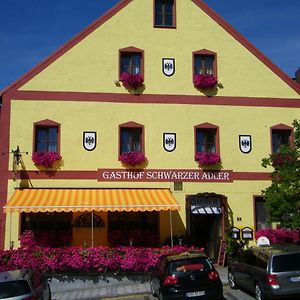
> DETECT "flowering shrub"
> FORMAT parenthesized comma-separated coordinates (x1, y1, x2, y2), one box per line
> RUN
(19, 230, 36, 249)
(195, 152, 221, 166)
(193, 74, 217, 89)
(271, 153, 296, 168)
(120, 72, 144, 89)
(19, 230, 71, 248)
(256, 229, 300, 244)
(32, 151, 62, 168)
(119, 152, 147, 166)
(0, 245, 201, 274)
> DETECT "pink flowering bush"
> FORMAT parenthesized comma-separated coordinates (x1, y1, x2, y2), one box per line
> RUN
(32, 151, 62, 168)
(0, 245, 201, 274)
(195, 152, 221, 166)
(19, 230, 36, 249)
(193, 74, 217, 89)
(119, 152, 147, 166)
(120, 72, 144, 90)
(256, 229, 300, 244)
(19, 230, 71, 248)
(271, 153, 296, 168)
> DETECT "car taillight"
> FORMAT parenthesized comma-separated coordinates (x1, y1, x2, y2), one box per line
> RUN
(208, 270, 220, 281)
(266, 275, 280, 289)
(163, 275, 178, 285)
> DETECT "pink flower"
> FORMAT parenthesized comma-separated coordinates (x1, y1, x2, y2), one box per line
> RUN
(120, 72, 144, 89)
(193, 74, 217, 89)
(119, 152, 147, 166)
(32, 151, 62, 168)
(195, 152, 221, 166)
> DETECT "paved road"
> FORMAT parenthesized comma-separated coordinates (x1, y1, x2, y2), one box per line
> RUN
(101, 286, 255, 300)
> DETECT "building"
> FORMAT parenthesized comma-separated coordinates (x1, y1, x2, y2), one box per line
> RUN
(1, 0, 300, 260)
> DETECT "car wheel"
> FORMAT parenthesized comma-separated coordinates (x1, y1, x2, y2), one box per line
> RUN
(150, 278, 157, 297)
(228, 270, 238, 289)
(255, 283, 267, 300)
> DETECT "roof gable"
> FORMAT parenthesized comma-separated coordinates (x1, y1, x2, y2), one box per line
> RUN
(2, 0, 299, 97)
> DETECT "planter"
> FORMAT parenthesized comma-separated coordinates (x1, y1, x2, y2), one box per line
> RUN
(119, 152, 148, 168)
(32, 151, 62, 168)
(193, 74, 217, 89)
(195, 152, 221, 168)
(120, 72, 144, 90)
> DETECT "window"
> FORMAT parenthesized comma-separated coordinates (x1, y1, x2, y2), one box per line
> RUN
(154, 0, 175, 28)
(271, 124, 293, 153)
(119, 47, 144, 77)
(254, 196, 271, 231)
(195, 123, 219, 154)
(119, 121, 144, 155)
(33, 119, 60, 153)
(193, 49, 217, 77)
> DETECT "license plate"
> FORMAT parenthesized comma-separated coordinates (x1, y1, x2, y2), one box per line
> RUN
(186, 291, 205, 297)
(290, 276, 300, 282)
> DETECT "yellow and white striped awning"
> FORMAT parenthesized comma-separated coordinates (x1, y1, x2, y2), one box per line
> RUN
(4, 188, 180, 213)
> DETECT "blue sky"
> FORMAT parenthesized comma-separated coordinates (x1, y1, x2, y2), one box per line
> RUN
(0, 0, 299, 91)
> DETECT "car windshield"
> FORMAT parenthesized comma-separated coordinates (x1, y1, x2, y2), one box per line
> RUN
(170, 257, 212, 274)
(272, 253, 300, 272)
(0, 280, 31, 297)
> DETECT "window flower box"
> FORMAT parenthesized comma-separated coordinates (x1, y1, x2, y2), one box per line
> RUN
(32, 151, 62, 168)
(120, 72, 144, 90)
(193, 74, 217, 89)
(119, 152, 147, 167)
(195, 152, 221, 167)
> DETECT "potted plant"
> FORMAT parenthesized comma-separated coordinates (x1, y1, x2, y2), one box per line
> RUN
(32, 151, 62, 168)
(193, 74, 218, 89)
(195, 152, 221, 168)
(119, 151, 148, 167)
(120, 72, 144, 90)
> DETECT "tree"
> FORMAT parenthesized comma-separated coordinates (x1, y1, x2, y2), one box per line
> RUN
(261, 120, 300, 229)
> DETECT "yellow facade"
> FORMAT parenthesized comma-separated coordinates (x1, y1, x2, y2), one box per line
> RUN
(1, 0, 300, 257)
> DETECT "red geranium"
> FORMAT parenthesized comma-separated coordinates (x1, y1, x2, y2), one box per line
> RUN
(120, 72, 144, 89)
(32, 151, 62, 168)
(193, 74, 217, 89)
(195, 152, 221, 166)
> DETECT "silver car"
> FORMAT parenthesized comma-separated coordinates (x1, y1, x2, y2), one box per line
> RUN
(228, 245, 300, 300)
(0, 269, 51, 300)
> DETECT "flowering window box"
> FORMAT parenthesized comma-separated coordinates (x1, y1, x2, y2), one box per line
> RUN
(195, 152, 221, 167)
(120, 72, 144, 90)
(119, 152, 147, 167)
(193, 74, 217, 89)
(32, 151, 62, 168)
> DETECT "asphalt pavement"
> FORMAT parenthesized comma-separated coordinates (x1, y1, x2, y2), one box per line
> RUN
(50, 266, 228, 300)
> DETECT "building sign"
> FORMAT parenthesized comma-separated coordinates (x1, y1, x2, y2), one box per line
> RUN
(162, 58, 175, 76)
(239, 135, 252, 154)
(187, 193, 222, 214)
(98, 169, 233, 182)
(231, 227, 241, 239)
(163, 133, 176, 152)
(242, 227, 254, 240)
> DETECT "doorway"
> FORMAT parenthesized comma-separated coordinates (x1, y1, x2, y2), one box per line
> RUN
(186, 193, 225, 261)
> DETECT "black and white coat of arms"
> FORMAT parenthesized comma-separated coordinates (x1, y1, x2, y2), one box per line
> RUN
(239, 135, 252, 154)
(162, 58, 175, 76)
(83, 132, 97, 151)
(163, 133, 176, 152)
